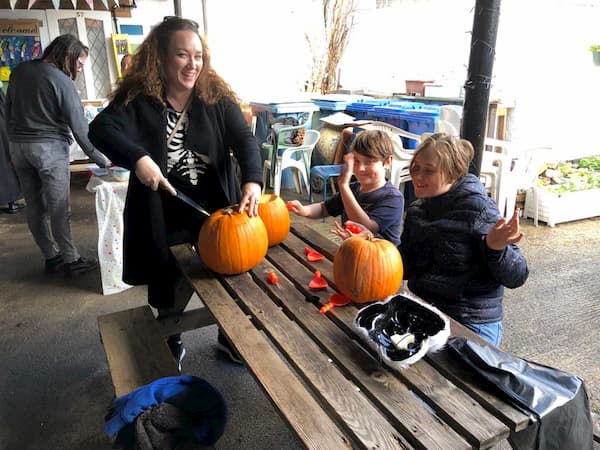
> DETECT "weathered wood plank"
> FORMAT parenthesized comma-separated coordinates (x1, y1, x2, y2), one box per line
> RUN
(156, 307, 216, 337)
(290, 223, 532, 435)
(260, 250, 471, 449)
(270, 242, 516, 448)
(281, 231, 337, 289)
(97, 306, 179, 398)
(290, 223, 340, 259)
(223, 266, 416, 450)
(172, 244, 353, 450)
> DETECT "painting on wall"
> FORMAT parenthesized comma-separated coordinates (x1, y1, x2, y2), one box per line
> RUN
(0, 20, 42, 82)
(111, 33, 132, 79)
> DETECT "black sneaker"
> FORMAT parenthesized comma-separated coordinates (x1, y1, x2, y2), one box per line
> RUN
(167, 335, 186, 372)
(216, 330, 243, 365)
(63, 256, 99, 277)
(45, 254, 65, 274)
(6, 202, 25, 214)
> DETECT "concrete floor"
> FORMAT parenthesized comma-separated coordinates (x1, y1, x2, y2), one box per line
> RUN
(1, 173, 599, 449)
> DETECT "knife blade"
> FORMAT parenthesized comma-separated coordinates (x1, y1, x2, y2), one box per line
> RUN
(161, 185, 211, 217)
(175, 189, 212, 217)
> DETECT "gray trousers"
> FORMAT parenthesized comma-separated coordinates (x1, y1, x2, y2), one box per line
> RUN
(9, 141, 80, 263)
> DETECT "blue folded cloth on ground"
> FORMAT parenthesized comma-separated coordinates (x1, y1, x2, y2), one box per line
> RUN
(105, 375, 227, 447)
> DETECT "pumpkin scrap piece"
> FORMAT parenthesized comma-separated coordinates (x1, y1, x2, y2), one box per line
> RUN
(309, 271, 328, 289)
(319, 292, 351, 314)
(304, 246, 325, 262)
(319, 303, 335, 314)
(267, 271, 279, 285)
(345, 223, 363, 234)
(329, 292, 351, 306)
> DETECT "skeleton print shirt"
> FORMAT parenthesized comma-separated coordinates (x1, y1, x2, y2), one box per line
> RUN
(166, 105, 218, 195)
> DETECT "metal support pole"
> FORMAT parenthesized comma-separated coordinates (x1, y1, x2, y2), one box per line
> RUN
(111, 4, 119, 33)
(174, 0, 182, 17)
(201, 0, 208, 35)
(462, 0, 501, 176)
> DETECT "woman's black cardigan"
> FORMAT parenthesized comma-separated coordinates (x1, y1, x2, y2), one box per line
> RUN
(89, 94, 263, 286)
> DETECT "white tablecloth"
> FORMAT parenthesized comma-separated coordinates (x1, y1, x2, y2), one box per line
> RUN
(86, 175, 132, 295)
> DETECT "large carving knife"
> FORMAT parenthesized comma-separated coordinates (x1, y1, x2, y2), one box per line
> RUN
(162, 186, 211, 217)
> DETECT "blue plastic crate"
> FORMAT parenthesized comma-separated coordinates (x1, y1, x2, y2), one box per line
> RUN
(367, 108, 407, 132)
(364, 106, 439, 149)
(312, 100, 348, 111)
(399, 111, 440, 148)
(346, 99, 392, 120)
(387, 101, 426, 110)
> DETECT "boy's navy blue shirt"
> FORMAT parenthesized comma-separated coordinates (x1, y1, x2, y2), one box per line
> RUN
(324, 180, 404, 246)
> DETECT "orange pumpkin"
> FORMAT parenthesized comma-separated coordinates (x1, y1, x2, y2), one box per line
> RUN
(333, 234, 403, 303)
(197, 206, 268, 275)
(257, 194, 290, 246)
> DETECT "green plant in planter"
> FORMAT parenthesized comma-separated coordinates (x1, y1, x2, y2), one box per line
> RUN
(589, 44, 600, 66)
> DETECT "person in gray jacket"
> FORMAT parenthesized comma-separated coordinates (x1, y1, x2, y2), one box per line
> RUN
(6, 34, 109, 276)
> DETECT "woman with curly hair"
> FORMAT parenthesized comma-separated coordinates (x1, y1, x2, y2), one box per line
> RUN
(89, 17, 262, 368)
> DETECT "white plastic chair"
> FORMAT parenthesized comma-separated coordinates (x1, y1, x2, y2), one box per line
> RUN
(262, 129, 320, 197)
(437, 105, 462, 133)
(261, 122, 308, 189)
(389, 141, 414, 196)
(309, 121, 421, 204)
(363, 120, 422, 150)
(500, 146, 549, 222)
(480, 138, 549, 219)
(479, 138, 513, 211)
(353, 120, 419, 191)
(434, 119, 459, 136)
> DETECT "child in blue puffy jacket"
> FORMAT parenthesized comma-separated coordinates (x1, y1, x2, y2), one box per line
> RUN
(399, 133, 528, 346)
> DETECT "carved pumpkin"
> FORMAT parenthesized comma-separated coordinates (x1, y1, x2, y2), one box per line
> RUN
(257, 194, 290, 246)
(197, 206, 268, 275)
(333, 234, 403, 303)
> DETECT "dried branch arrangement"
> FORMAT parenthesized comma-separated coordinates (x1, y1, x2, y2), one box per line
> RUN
(306, 0, 357, 94)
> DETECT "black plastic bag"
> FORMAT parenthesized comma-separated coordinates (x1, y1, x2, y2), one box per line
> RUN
(448, 337, 593, 450)
(354, 293, 450, 370)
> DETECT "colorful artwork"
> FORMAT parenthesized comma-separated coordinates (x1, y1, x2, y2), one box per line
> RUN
(0, 36, 42, 70)
(0, 21, 42, 76)
(111, 34, 132, 79)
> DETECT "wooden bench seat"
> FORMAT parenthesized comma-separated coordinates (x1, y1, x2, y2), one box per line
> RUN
(98, 305, 221, 449)
(98, 305, 179, 398)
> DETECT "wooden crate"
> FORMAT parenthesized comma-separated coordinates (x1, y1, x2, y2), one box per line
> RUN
(524, 186, 600, 227)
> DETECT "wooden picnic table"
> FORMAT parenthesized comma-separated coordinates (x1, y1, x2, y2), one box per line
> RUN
(99, 223, 534, 449)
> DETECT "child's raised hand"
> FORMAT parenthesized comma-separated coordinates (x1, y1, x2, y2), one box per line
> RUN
(337, 153, 354, 187)
(486, 209, 524, 251)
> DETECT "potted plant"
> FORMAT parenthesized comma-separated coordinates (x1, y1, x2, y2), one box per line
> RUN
(589, 44, 600, 66)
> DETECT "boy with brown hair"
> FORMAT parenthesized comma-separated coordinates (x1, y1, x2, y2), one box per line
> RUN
(288, 129, 404, 245)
